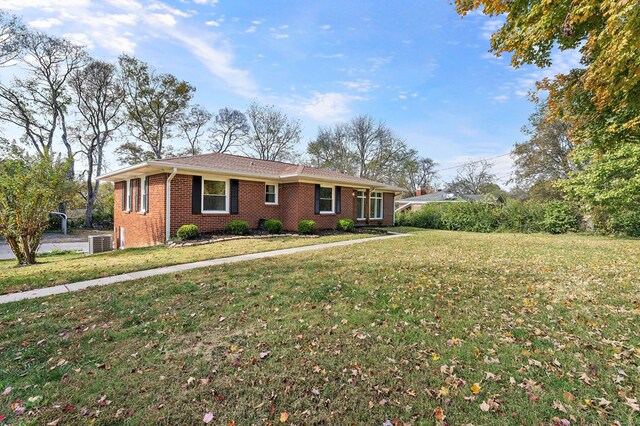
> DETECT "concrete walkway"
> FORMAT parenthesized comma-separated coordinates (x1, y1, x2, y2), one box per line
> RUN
(0, 242, 88, 260)
(0, 233, 410, 305)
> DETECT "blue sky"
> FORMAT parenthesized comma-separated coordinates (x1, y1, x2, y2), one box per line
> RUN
(0, 0, 580, 185)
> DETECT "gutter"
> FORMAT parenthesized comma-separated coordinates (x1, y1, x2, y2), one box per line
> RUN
(165, 167, 177, 242)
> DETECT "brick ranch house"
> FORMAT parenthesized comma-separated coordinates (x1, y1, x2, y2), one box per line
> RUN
(98, 152, 404, 248)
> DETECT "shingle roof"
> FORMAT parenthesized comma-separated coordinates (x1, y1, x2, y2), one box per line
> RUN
(99, 152, 405, 191)
(397, 192, 504, 203)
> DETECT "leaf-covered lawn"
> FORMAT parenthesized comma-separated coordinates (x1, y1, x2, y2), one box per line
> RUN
(0, 230, 638, 425)
(0, 233, 371, 295)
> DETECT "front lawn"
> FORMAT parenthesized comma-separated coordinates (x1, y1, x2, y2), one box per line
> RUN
(0, 233, 372, 295)
(0, 230, 638, 424)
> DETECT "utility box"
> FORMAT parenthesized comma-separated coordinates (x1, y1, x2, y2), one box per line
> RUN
(89, 235, 113, 254)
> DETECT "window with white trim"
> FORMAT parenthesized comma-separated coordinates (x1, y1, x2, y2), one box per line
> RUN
(141, 176, 148, 212)
(356, 190, 366, 220)
(202, 179, 228, 213)
(319, 186, 334, 213)
(370, 191, 383, 219)
(265, 184, 278, 204)
(126, 179, 132, 211)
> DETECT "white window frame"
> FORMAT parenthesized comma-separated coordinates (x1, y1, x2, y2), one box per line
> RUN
(140, 176, 148, 213)
(370, 191, 383, 220)
(265, 183, 278, 205)
(126, 179, 132, 212)
(356, 190, 367, 220)
(201, 178, 229, 214)
(319, 185, 335, 214)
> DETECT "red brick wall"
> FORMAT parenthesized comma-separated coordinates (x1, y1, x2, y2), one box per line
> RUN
(279, 183, 356, 231)
(114, 173, 396, 247)
(169, 174, 282, 236)
(113, 173, 167, 249)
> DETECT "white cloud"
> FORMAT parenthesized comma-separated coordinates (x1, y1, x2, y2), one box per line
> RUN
(341, 79, 375, 93)
(302, 92, 358, 122)
(319, 24, 330, 30)
(27, 17, 62, 28)
(272, 33, 289, 39)
(63, 32, 95, 49)
(105, 0, 142, 10)
(245, 26, 256, 33)
(251, 19, 264, 25)
(192, 0, 218, 5)
(493, 94, 508, 102)
(205, 20, 220, 27)
(144, 13, 177, 28)
(513, 49, 583, 97)
(480, 19, 503, 40)
(316, 53, 345, 59)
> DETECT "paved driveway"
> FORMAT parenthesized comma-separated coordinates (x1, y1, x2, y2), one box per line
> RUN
(0, 242, 89, 260)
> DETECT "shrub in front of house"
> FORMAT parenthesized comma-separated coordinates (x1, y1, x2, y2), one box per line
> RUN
(542, 201, 580, 234)
(399, 204, 445, 229)
(176, 224, 199, 240)
(265, 219, 283, 234)
(336, 218, 355, 232)
(496, 200, 545, 233)
(440, 202, 499, 233)
(298, 220, 316, 235)
(225, 220, 250, 235)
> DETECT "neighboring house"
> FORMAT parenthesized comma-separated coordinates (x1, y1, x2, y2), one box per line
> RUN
(98, 152, 404, 248)
(395, 190, 505, 213)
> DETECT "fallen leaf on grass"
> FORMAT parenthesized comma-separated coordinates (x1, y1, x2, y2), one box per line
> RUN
(433, 406, 445, 421)
(479, 401, 490, 412)
(470, 383, 481, 394)
(280, 411, 289, 423)
(624, 397, 639, 412)
(203, 411, 214, 423)
(259, 351, 270, 359)
(46, 419, 60, 426)
(2, 387, 11, 395)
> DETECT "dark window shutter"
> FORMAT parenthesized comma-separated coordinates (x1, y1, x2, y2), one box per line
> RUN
(135, 179, 140, 212)
(145, 176, 150, 212)
(192, 175, 202, 214)
(335, 186, 342, 213)
(314, 184, 320, 214)
(230, 179, 239, 214)
(121, 181, 127, 211)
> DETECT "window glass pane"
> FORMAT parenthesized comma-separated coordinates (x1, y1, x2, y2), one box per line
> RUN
(266, 193, 276, 203)
(265, 184, 276, 203)
(204, 180, 225, 196)
(204, 195, 225, 211)
(320, 187, 333, 199)
(319, 199, 333, 212)
(356, 198, 363, 218)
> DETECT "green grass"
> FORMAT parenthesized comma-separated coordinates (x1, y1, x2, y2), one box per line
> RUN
(0, 233, 371, 295)
(1, 230, 639, 425)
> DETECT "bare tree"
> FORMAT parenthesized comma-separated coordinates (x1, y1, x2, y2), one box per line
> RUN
(118, 54, 194, 160)
(307, 123, 358, 175)
(0, 11, 25, 67)
(349, 115, 386, 179)
(207, 107, 249, 154)
(404, 157, 438, 195)
(0, 31, 87, 179)
(69, 60, 124, 228)
(244, 101, 301, 161)
(447, 159, 497, 194)
(177, 104, 211, 156)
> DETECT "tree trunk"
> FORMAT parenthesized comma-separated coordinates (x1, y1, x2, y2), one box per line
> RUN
(5, 235, 26, 265)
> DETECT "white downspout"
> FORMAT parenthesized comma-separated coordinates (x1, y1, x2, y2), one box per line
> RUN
(165, 168, 178, 242)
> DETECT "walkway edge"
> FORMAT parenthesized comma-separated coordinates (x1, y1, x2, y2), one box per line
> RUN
(0, 233, 410, 305)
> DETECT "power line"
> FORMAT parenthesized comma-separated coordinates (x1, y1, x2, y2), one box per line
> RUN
(434, 153, 512, 173)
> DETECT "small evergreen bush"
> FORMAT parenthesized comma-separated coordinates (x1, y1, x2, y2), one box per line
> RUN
(265, 219, 283, 234)
(298, 220, 316, 235)
(225, 220, 250, 235)
(176, 224, 199, 240)
(336, 218, 355, 232)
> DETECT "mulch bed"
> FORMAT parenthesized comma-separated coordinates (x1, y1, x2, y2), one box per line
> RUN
(167, 228, 387, 248)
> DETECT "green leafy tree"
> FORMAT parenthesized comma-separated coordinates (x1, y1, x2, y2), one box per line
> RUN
(0, 153, 73, 265)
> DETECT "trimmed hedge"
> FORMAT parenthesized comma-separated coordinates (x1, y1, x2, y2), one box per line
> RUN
(397, 200, 582, 235)
(298, 220, 316, 235)
(265, 219, 283, 234)
(176, 224, 199, 240)
(336, 218, 355, 232)
(225, 220, 250, 235)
